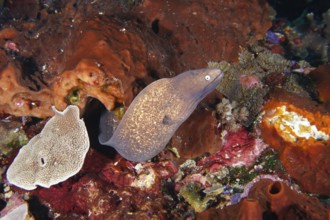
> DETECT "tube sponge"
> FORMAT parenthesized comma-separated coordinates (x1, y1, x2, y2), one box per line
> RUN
(6, 105, 90, 190)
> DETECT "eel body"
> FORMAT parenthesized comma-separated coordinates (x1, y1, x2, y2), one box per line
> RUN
(99, 68, 224, 162)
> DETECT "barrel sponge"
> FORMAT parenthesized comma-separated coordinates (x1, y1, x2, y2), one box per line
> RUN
(6, 105, 89, 190)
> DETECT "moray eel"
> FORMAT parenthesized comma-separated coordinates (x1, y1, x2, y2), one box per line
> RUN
(99, 68, 224, 162)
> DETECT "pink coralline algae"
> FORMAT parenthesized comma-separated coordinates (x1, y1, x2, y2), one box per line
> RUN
(239, 74, 263, 89)
(98, 155, 136, 188)
(31, 149, 179, 218)
(198, 128, 268, 172)
(4, 41, 19, 53)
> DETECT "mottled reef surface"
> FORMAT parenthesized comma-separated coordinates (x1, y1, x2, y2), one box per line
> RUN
(0, 0, 330, 219)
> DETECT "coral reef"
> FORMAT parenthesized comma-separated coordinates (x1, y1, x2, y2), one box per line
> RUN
(173, 133, 278, 213)
(264, 2, 330, 66)
(308, 64, 330, 104)
(30, 149, 179, 219)
(0, 63, 54, 118)
(0, 4, 171, 117)
(0, 0, 329, 219)
(169, 108, 221, 162)
(133, 0, 273, 70)
(197, 128, 268, 170)
(216, 98, 249, 132)
(213, 45, 288, 126)
(0, 0, 274, 118)
(0, 117, 28, 156)
(197, 179, 329, 220)
(213, 43, 319, 127)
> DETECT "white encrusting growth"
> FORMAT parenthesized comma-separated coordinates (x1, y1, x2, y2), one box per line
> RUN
(6, 105, 90, 190)
(267, 105, 329, 142)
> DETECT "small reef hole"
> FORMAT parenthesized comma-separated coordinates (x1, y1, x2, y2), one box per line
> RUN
(269, 181, 282, 195)
(263, 210, 278, 220)
(151, 19, 160, 34)
(0, 183, 6, 212)
(28, 196, 52, 220)
(0, 199, 6, 212)
(40, 157, 46, 167)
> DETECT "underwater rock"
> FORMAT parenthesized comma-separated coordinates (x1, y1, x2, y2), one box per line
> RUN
(169, 108, 221, 162)
(324, 9, 330, 40)
(133, 0, 273, 70)
(0, 117, 28, 156)
(3, 0, 40, 19)
(0, 63, 54, 118)
(0, 193, 31, 219)
(308, 64, 330, 104)
(179, 182, 214, 213)
(98, 155, 136, 188)
(0, 203, 31, 220)
(260, 89, 330, 196)
(31, 149, 178, 219)
(99, 154, 178, 192)
(264, 4, 330, 66)
(175, 151, 289, 217)
(0, 6, 171, 117)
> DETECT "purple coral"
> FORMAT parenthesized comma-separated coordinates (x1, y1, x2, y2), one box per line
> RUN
(266, 31, 280, 44)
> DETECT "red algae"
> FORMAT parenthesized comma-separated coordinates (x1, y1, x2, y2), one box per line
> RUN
(99, 156, 136, 188)
(31, 149, 179, 219)
(198, 128, 268, 172)
(239, 74, 263, 89)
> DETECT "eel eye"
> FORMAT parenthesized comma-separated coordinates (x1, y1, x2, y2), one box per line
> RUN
(205, 75, 211, 81)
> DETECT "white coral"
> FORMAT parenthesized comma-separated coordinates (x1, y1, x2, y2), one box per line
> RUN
(6, 105, 90, 190)
(216, 98, 249, 131)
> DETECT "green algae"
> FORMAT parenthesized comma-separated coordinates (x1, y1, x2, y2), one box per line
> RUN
(179, 182, 216, 213)
(66, 88, 80, 105)
(177, 148, 287, 213)
(256, 149, 286, 174)
(0, 121, 28, 156)
(113, 106, 125, 120)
